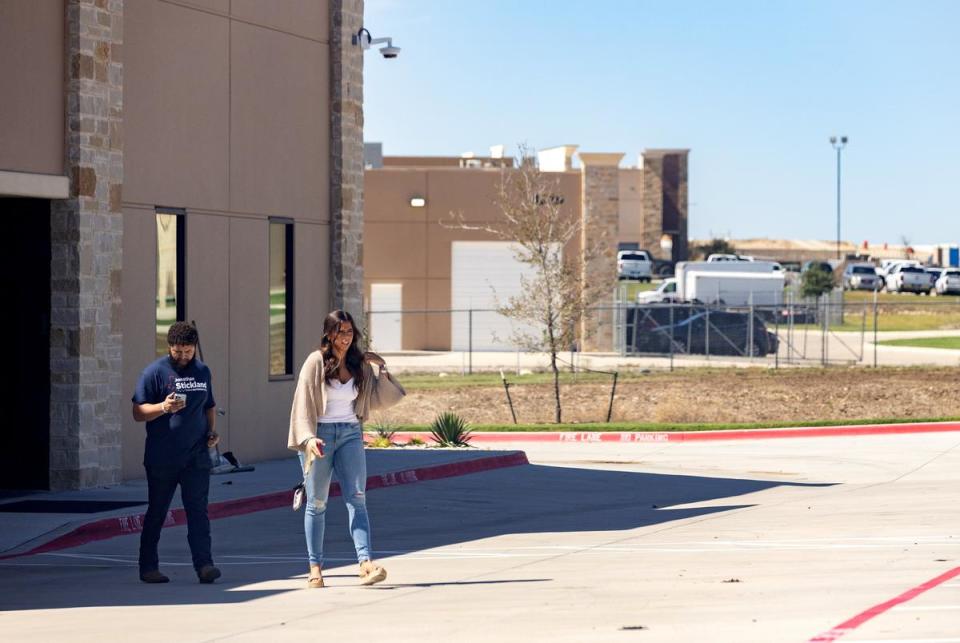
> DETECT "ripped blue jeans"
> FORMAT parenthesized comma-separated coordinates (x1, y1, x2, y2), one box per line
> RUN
(298, 422, 371, 567)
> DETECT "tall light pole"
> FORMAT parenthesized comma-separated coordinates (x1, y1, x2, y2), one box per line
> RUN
(829, 136, 848, 261)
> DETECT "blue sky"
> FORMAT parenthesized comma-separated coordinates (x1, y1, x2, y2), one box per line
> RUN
(362, 0, 959, 244)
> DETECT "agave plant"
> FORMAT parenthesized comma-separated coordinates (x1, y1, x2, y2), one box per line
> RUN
(366, 418, 398, 448)
(429, 411, 473, 447)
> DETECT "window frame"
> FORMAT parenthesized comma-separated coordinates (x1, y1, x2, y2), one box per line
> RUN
(155, 207, 186, 356)
(268, 217, 295, 380)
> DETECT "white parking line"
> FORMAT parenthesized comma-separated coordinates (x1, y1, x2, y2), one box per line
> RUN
(852, 639, 960, 643)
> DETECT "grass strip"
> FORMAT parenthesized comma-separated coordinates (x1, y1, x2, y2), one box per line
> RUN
(386, 416, 960, 433)
(877, 336, 960, 349)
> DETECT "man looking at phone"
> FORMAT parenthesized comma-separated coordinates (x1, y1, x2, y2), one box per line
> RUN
(132, 321, 221, 584)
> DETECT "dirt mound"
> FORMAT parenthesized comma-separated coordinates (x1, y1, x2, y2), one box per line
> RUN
(376, 368, 960, 426)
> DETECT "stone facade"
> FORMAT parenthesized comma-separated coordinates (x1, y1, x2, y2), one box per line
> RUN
(49, 0, 124, 490)
(329, 0, 365, 322)
(579, 153, 623, 352)
(641, 149, 689, 263)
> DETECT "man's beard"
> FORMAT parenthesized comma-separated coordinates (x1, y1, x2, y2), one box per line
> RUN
(168, 354, 193, 370)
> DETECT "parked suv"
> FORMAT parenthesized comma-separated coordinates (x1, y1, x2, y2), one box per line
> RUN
(802, 260, 834, 275)
(924, 267, 944, 294)
(626, 305, 779, 357)
(842, 263, 881, 291)
(617, 250, 653, 282)
(936, 269, 960, 295)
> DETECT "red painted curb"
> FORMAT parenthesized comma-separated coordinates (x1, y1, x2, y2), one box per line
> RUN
(386, 422, 960, 445)
(809, 564, 960, 642)
(0, 452, 528, 561)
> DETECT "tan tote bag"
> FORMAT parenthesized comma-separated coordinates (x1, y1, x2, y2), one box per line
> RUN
(370, 370, 406, 411)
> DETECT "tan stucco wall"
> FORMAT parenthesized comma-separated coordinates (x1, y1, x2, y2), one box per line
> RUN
(119, 0, 336, 479)
(618, 168, 644, 245)
(0, 1, 64, 175)
(364, 168, 582, 351)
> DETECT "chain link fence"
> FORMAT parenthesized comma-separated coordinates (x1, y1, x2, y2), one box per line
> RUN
(365, 291, 960, 372)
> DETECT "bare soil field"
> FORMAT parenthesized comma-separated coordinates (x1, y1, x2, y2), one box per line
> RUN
(377, 367, 960, 426)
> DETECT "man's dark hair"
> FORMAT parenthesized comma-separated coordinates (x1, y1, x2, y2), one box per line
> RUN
(167, 321, 199, 346)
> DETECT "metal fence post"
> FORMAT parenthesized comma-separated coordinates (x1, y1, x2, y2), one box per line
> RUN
(669, 304, 674, 371)
(705, 305, 710, 358)
(873, 288, 879, 368)
(468, 308, 473, 375)
(606, 372, 618, 423)
(774, 304, 780, 369)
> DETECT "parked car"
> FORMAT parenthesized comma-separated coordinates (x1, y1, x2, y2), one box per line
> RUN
(617, 249, 653, 282)
(885, 264, 930, 294)
(842, 263, 881, 291)
(626, 304, 779, 357)
(652, 258, 676, 277)
(707, 253, 754, 262)
(801, 260, 834, 275)
(924, 267, 944, 293)
(935, 269, 960, 295)
(636, 278, 680, 303)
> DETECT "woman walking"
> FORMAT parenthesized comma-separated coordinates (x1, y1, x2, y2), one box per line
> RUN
(287, 310, 401, 588)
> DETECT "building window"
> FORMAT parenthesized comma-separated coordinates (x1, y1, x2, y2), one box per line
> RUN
(155, 208, 186, 356)
(269, 219, 294, 377)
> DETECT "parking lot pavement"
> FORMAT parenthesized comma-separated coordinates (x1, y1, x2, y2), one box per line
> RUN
(0, 450, 524, 558)
(2, 432, 959, 642)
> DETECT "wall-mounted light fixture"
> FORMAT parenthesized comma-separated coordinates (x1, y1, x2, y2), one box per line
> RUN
(410, 197, 426, 208)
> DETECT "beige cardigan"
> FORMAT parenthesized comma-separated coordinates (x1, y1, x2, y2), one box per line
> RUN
(287, 351, 377, 471)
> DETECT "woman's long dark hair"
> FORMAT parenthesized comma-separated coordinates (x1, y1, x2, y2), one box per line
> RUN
(319, 310, 365, 394)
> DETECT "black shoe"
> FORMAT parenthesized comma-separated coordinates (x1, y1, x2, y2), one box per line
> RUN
(140, 570, 170, 584)
(197, 564, 221, 584)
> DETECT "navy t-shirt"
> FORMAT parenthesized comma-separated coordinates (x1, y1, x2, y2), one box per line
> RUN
(132, 356, 217, 469)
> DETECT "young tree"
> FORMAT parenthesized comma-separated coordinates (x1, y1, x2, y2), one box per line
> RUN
(800, 266, 835, 298)
(446, 149, 605, 423)
(691, 237, 736, 260)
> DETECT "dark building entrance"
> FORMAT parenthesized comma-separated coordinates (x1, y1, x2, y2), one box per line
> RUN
(0, 198, 51, 490)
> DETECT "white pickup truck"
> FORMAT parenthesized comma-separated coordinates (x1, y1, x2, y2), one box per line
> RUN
(636, 278, 680, 303)
(617, 250, 653, 282)
(885, 264, 930, 294)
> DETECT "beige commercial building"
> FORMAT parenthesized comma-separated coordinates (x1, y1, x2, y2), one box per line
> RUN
(363, 145, 689, 351)
(1, 0, 366, 490)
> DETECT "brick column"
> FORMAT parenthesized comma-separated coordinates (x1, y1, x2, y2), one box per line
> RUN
(579, 152, 623, 352)
(329, 0, 365, 322)
(642, 149, 689, 263)
(49, 0, 124, 490)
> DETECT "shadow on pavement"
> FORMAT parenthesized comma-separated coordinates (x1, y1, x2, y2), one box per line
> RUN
(0, 459, 833, 612)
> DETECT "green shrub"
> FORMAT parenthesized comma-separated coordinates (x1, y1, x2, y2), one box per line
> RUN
(367, 435, 394, 448)
(801, 267, 835, 298)
(429, 412, 473, 447)
(366, 418, 398, 448)
(405, 437, 426, 447)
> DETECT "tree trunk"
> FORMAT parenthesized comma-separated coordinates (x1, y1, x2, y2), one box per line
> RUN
(548, 322, 561, 423)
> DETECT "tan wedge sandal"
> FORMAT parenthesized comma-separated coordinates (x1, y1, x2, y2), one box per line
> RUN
(306, 564, 324, 589)
(359, 560, 387, 586)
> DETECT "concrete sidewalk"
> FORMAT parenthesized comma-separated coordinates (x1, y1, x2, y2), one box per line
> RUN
(0, 449, 527, 559)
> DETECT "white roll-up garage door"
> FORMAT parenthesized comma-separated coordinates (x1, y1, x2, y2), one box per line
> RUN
(451, 241, 543, 351)
(369, 283, 402, 351)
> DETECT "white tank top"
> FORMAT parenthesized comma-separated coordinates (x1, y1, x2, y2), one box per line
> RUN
(319, 377, 359, 423)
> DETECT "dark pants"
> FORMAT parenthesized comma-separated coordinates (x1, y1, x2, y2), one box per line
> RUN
(139, 463, 213, 574)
